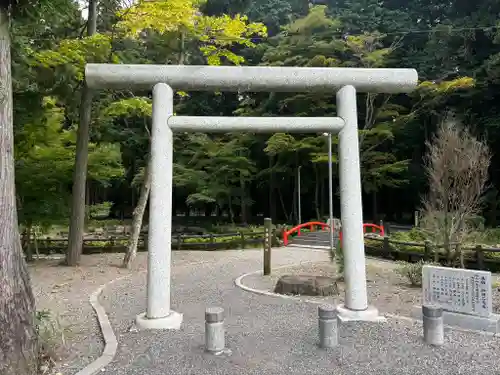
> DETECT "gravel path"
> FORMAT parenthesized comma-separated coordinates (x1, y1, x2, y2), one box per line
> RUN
(98, 248, 500, 375)
(30, 253, 151, 374)
(241, 257, 500, 316)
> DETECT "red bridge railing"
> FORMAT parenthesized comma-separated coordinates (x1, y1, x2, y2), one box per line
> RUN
(283, 221, 384, 246)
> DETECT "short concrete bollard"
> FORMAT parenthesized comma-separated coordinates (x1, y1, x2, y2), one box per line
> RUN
(318, 304, 338, 348)
(422, 305, 444, 346)
(205, 307, 225, 353)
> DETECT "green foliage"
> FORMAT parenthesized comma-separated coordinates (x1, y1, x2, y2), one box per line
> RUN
(102, 97, 153, 119)
(117, 0, 267, 65)
(15, 97, 124, 227)
(33, 34, 117, 81)
(15, 97, 74, 227)
(12, 0, 500, 236)
(395, 260, 438, 287)
(175, 134, 256, 217)
(391, 228, 428, 243)
(88, 202, 113, 219)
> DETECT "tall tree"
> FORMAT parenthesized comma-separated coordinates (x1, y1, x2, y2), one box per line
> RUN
(0, 3, 37, 374)
(421, 117, 491, 266)
(113, 0, 266, 268)
(66, 0, 98, 266)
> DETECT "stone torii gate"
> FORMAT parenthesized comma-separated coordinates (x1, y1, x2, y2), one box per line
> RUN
(85, 64, 418, 329)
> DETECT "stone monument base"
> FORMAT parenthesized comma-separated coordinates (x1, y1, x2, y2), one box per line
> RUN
(411, 305, 500, 334)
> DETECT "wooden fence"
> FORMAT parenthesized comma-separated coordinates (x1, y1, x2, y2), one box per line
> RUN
(29, 227, 500, 274)
(32, 231, 269, 255)
(364, 236, 500, 273)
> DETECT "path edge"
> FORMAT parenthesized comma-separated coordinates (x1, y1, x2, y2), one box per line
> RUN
(73, 275, 128, 375)
(234, 262, 499, 337)
(71, 257, 232, 375)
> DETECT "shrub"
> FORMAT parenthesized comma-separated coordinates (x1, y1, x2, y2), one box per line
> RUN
(395, 260, 438, 287)
(466, 215, 486, 231)
(473, 227, 500, 246)
(329, 242, 344, 276)
(36, 310, 68, 369)
(87, 201, 113, 219)
(391, 228, 427, 242)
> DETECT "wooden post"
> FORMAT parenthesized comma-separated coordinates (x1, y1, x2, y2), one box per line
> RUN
(434, 243, 440, 263)
(475, 245, 484, 270)
(424, 240, 431, 261)
(263, 218, 272, 275)
(383, 236, 390, 258)
(240, 232, 245, 249)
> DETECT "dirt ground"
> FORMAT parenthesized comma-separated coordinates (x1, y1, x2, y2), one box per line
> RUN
(29, 253, 148, 374)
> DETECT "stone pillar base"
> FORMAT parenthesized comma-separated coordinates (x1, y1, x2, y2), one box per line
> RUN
(336, 304, 386, 322)
(135, 311, 183, 330)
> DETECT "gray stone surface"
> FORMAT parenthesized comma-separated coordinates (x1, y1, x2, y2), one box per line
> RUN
(274, 274, 339, 296)
(422, 265, 492, 317)
(412, 305, 500, 334)
(205, 307, 224, 323)
(86, 64, 418, 93)
(422, 305, 444, 346)
(318, 305, 338, 348)
(97, 248, 500, 375)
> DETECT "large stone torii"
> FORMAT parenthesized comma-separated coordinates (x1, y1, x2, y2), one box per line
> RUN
(85, 64, 418, 329)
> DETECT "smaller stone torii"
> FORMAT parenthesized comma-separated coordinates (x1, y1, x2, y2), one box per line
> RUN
(85, 64, 418, 329)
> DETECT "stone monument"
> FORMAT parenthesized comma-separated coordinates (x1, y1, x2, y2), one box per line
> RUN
(412, 265, 500, 333)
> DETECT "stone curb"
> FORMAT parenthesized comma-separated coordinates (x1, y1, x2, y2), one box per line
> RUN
(72, 258, 221, 375)
(72, 247, 314, 375)
(285, 244, 331, 250)
(234, 263, 500, 337)
(73, 275, 129, 375)
(235, 263, 339, 305)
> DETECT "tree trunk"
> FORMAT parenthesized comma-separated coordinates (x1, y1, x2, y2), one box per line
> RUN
(314, 165, 320, 219)
(0, 8, 38, 373)
(122, 33, 186, 267)
(372, 190, 378, 222)
(278, 187, 290, 223)
(66, 0, 98, 266)
(33, 229, 39, 261)
(240, 172, 247, 225)
(23, 223, 33, 263)
(291, 180, 297, 224)
(122, 159, 152, 269)
(269, 156, 276, 221)
(228, 192, 235, 223)
(457, 243, 465, 269)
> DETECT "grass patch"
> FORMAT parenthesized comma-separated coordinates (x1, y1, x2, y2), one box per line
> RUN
(36, 310, 69, 373)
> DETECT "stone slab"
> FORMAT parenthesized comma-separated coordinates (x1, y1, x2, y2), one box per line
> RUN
(411, 305, 500, 334)
(274, 274, 339, 297)
(422, 265, 492, 317)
